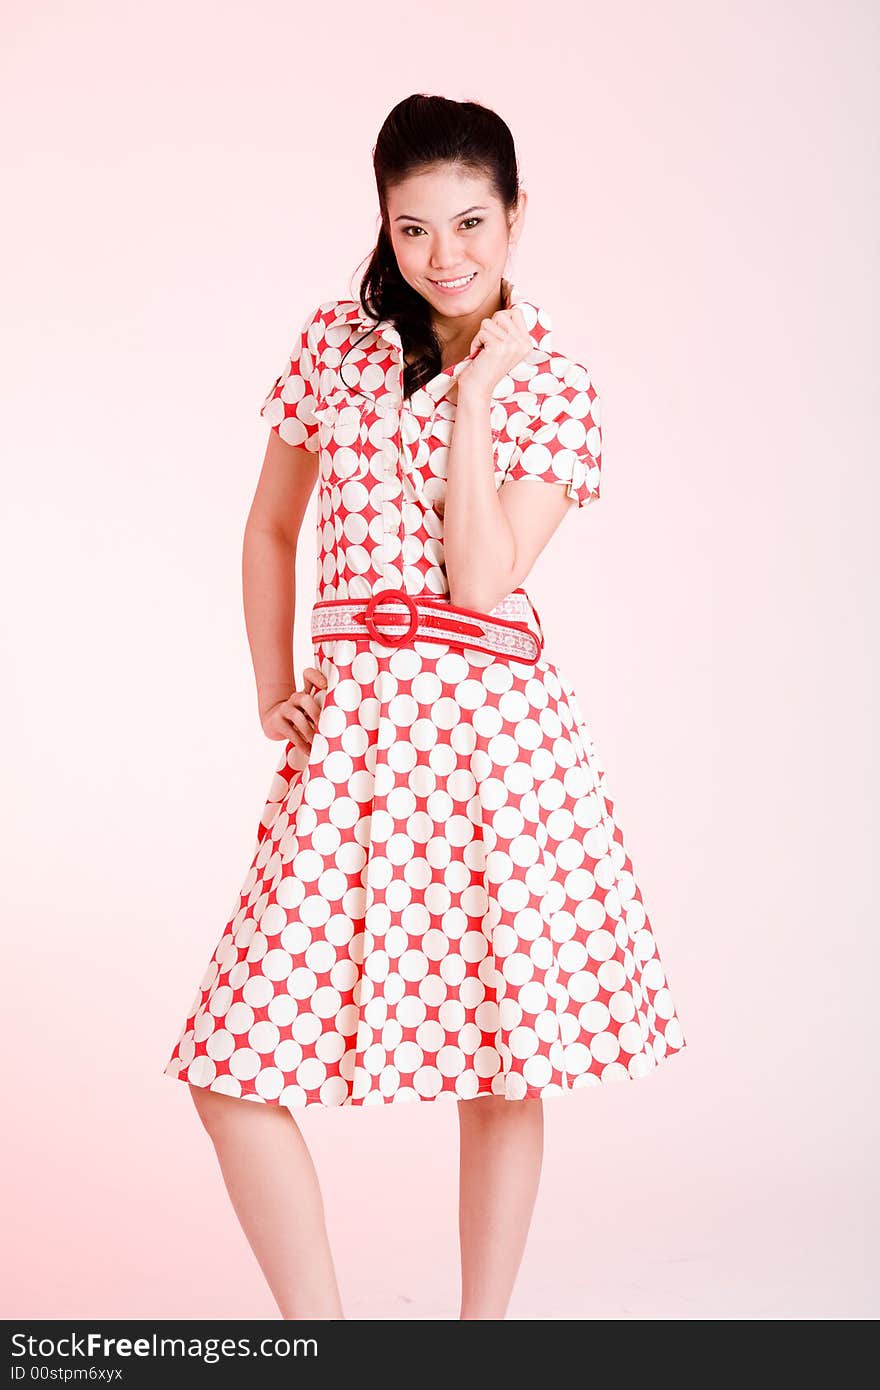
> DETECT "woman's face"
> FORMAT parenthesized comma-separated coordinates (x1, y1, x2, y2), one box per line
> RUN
(385, 163, 525, 326)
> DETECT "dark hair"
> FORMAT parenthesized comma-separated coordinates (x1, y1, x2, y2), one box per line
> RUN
(357, 94, 521, 400)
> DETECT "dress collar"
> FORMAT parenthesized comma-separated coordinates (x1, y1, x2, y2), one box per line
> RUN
(326, 278, 554, 412)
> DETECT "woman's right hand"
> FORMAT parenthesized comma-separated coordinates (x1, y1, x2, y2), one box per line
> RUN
(259, 666, 328, 750)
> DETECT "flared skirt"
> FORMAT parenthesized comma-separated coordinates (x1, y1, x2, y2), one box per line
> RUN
(163, 636, 687, 1109)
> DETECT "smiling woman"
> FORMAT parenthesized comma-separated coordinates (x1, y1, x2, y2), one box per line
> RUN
(162, 91, 687, 1324)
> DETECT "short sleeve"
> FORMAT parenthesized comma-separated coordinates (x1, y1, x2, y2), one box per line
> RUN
(259, 305, 322, 452)
(504, 365, 602, 508)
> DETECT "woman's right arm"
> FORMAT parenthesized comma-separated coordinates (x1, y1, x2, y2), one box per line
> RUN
(242, 432, 322, 738)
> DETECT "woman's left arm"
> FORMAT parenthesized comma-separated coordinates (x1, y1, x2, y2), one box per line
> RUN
(443, 376, 574, 613)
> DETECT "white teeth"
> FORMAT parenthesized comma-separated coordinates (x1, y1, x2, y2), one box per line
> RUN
(433, 273, 475, 288)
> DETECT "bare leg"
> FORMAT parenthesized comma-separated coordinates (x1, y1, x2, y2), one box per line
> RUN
(456, 1094, 544, 1320)
(189, 1084, 344, 1320)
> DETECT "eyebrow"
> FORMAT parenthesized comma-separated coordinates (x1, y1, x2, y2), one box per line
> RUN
(393, 205, 489, 223)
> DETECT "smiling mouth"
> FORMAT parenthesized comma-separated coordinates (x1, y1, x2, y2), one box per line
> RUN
(429, 272, 477, 289)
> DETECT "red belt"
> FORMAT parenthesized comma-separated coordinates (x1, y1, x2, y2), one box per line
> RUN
(311, 586, 545, 664)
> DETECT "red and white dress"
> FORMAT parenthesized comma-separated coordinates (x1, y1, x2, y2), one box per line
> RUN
(163, 280, 687, 1109)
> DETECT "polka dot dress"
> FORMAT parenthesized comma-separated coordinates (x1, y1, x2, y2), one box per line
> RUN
(163, 280, 687, 1109)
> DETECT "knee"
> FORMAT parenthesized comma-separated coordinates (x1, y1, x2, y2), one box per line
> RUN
(187, 1083, 296, 1139)
(458, 1093, 542, 1119)
(188, 1082, 239, 1135)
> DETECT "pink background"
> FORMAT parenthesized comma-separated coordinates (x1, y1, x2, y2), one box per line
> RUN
(3, 2, 877, 1319)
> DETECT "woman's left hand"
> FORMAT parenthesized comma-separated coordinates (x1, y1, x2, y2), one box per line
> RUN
(458, 306, 533, 401)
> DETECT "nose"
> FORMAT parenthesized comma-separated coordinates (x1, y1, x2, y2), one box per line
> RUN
(429, 232, 459, 269)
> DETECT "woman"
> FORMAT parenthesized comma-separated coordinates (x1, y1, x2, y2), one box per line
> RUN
(164, 93, 687, 1320)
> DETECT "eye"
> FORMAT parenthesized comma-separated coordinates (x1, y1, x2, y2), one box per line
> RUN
(401, 217, 483, 237)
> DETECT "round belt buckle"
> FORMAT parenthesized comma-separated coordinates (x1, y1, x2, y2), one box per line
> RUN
(363, 587, 419, 647)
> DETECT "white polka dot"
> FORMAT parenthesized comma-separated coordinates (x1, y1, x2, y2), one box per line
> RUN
(229, 1047, 261, 1081)
(590, 1032, 620, 1065)
(249, 1021, 280, 1053)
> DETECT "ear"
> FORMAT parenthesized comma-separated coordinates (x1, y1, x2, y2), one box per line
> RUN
(510, 186, 528, 243)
